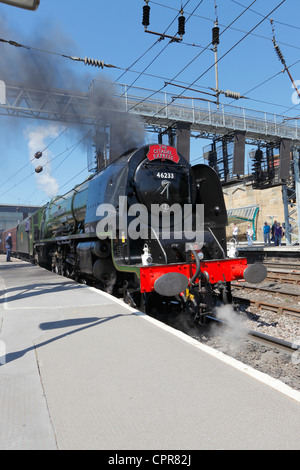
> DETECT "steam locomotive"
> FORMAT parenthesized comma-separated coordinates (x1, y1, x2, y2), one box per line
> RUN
(1, 144, 266, 323)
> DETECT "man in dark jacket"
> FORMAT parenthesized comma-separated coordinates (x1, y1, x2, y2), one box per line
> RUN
(5, 233, 12, 262)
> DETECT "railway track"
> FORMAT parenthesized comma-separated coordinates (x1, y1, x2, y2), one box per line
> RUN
(266, 268, 300, 285)
(206, 315, 299, 355)
(231, 282, 300, 317)
(232, 260, 300, 318)
(263, 261, 299, 271)
(170, 260, 300, 391)
(260, 261, 300, 283)
(267, 274, 300, 285)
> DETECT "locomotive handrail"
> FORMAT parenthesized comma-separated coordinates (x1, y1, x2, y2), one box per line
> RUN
(206, 226, 226, 259)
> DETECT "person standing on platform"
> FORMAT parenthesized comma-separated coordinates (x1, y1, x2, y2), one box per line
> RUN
(271, 220, 277, 243)
(246, 225, 253, 246)
(5, 233, 12, 262)
(263, 222, 271, 246)
(274, 222, 283, 246)
(232, 223, 238, 243)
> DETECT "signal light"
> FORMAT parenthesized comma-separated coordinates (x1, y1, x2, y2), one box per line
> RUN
(254, 149, 263, 161)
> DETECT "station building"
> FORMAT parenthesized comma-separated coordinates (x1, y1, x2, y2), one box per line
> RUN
(0, 204, 41, 233)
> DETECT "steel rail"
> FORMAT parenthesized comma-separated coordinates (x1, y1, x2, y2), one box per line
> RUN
(231, 291, 300, 318)
(231, 281, 300, 296)
(206, 315, 299, 353)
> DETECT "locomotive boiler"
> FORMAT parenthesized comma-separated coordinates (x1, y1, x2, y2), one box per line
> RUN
(8, 144, 267, 323)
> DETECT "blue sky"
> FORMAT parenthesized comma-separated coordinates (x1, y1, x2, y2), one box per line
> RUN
(0, 0, 299, 206)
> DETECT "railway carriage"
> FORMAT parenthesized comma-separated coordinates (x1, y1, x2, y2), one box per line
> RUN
(1, 227, 17, 256)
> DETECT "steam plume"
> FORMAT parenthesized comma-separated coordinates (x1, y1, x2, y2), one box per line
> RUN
(26, 124, 61, 197)
(0, 14, 145, 200)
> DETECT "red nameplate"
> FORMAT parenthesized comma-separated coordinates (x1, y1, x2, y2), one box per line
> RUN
(147, 145, 180, 163)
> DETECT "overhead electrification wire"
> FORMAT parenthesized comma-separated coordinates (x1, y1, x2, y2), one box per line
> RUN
(40, 127, 68, 153)
(1, 2, 296, 96)
(133, 0, 258, 118)
(0, 2, 207, 85)
(115, 39, 161, 83)
(0, 158, 35, 190)
(37, 166, 89, 207)
(0, 1, 293, 158)
(115, 1, 191, 84)
(243, 55, 300, 106)
(220, 32, 300, 118)
(0, 127, 68, 189)
(195, 1, 298, 130)
(184, 4, 299, 136)
(23, 136, 88, 204)
(231, 0, 300, 31)
(151, 0, 300, 54)
(117, 0, 196, 95)
(0, 133, 89, 200)
(104, 3, 298, 116)
(270, 18, 300, 102)
(186, 53, 300, 140)
(143, 0, 286, 124)
(179, 1, 286, 96)
(50, 134, 88, 175)
(0, 37, 118, 70)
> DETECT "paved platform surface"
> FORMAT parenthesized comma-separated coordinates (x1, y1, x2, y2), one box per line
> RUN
(236, 242, 300, 252)
(1, 255, 300, 450)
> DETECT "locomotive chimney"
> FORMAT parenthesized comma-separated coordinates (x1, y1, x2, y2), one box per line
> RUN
(176, 122, 190, 162)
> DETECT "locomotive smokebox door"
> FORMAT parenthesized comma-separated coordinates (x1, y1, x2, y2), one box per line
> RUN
(154, 272, 189, 297)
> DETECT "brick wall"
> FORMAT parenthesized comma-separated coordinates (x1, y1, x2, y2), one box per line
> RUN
(223, 182, 285, 242)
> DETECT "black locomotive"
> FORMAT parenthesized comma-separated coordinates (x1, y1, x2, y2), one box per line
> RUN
(2, 144, 266, 322)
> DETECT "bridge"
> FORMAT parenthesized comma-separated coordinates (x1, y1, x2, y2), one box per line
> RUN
(1, 79, 300, 144)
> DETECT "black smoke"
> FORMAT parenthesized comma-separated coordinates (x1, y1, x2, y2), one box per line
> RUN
(0, 14, 145, 158)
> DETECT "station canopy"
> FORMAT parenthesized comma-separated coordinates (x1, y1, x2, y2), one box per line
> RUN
(227, 204, 259, 225)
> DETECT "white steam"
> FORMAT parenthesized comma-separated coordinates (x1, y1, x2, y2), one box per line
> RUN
(25, 124, 60, 198)
(214, 304, 248, 349)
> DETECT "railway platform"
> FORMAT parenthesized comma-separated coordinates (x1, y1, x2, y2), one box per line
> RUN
(236, 242, 300, 263)
(0, 255, 300, 450)
(237, 241, 300, 251)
